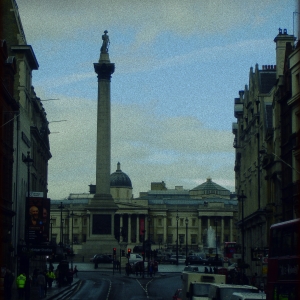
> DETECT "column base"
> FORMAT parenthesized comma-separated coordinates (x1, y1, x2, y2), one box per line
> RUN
(89, 193, 118, 209)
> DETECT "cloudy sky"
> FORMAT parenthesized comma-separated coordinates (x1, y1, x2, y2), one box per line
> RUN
(17, 0, 297, 199)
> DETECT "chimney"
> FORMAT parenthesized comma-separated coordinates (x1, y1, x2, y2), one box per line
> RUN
(274, 28, 296, 78)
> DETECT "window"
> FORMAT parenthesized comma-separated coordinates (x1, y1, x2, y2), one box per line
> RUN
(74, 218, 78, 226)
(167, 234, 173, 244)
(192, 219, 196, 226)
(179, 234, 184, 244)
(158, 218, 162, 226)
(168, 218, 172, 226)
(180, 219, 183, 226)
(191, 234, 197, 244)
(83, 218, 87, 226)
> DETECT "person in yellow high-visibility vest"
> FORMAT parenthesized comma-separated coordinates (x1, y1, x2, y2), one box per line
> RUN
(46, 270, 56, 288)
(16, 273, 26, 299)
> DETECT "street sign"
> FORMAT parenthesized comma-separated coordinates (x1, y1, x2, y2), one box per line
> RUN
(18, 244, 55, 256)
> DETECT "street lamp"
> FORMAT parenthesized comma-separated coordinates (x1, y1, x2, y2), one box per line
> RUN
(239, 190, 247, 268)
(185, 217, 189, 265)
(23, 151, 33, 300)
(50, 217, 53, 243)
(176, 210, 179, 266)
(148, 215, 151, 260)
(142, 229, 146, 278)
(58, 202, 65, 247)
(69, 211, 75, 269)
(215, 218, 218, 261)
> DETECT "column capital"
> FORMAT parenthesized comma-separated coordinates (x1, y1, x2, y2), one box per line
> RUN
(94, 62, 115, 80)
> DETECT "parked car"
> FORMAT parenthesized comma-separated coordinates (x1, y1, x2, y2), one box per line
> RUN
(169, 255, 186, 264)
(172, 288, 182, 300)
(187, 255, 207, 265)
(90, 254, 113, 264)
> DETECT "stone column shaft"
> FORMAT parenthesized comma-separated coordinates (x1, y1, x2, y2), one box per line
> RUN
(128, 214, 131, 243)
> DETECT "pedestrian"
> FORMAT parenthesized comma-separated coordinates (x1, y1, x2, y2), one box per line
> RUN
(32, 268, 39, 286)
(46, 269, 55, 288)
(251, 272, 257, 287)
(149, 262, 153, 277)
(4, 268, 14, 300)
(54, 267, 59, 286)
(16, 273, 26, 299)
(43, 270, 48, 297)
(73, 265, 78, 277)
(36, 271, 46, 299)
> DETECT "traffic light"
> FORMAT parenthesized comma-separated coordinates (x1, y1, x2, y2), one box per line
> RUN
(113, 248, 116, 255)
(127, 248, 131, 255)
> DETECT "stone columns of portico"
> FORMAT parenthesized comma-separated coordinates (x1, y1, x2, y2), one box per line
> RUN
(221, 217, 224, 245)
(163, 216, 167, 244)
(120, 214, 123, 242)
(198, 217, 202, 246)
(128, 214, 131, 243)
(230, 217, 233, 241)
(136, 215, 140, 242)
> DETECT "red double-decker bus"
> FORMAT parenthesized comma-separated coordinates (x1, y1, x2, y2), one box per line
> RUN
(266, 218, 300, 300)
(224, 242, 236, 260)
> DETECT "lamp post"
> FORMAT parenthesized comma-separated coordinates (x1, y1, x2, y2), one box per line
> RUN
(185, 217, 188, 265)
(239, 190, 247, 268)
(215, 218, 218, 261)
(148, 215, 151, 260)
(176, 210, 179, 266)
(23, 151, 33, 300)
(69, 211, 75, 269)
(58, 202, 64, 248)
(50, 217, 53, 243)
(142, 229, 146, 278)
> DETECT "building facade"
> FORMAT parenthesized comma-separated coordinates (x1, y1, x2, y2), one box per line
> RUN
(49, 169, 238, 261)
(233, 29, 300, 282)
(2, 0, 51, 275)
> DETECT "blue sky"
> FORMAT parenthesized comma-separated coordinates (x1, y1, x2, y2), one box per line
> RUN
(17, 0, 298, 199)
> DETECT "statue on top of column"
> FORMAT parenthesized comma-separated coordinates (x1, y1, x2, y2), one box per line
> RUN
(101, 30, 110, 54)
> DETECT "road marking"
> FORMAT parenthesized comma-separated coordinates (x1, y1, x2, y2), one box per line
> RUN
(136, 278, 154, 298)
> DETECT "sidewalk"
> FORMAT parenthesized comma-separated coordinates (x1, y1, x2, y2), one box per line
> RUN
(11, 278, 80, 300)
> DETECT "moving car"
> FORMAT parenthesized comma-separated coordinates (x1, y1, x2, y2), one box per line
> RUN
(172, 288, 182, 300)
(188, 255, 207, 265)
(128, 253, 144, 264)
(183, 265, 199, 272)
(208, 284, 258, 300)
(169, 255, 186, 264)
(90, 254, 113, 263)
(230, 292, 266, 300)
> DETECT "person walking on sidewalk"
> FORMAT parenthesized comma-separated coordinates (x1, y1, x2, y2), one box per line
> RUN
(36, 271, 46, 299)
(16, 273, 26, 299)
(73, 265, 78, 277)
(4, 268, 14, 300)
(46, 269, 55, 288)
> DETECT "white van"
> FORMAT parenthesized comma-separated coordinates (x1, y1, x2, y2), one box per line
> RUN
(208, 284, 258, 300)
(182, 273, 226, 300)
(128, 253, 143, 263)
(230, 292, 266, 300)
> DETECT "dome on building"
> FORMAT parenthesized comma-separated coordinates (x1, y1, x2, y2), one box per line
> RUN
(110, 162, 132, 188)
(190, 177, 230, 198)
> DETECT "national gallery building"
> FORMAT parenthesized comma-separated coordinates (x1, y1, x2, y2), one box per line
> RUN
(50, 163, 238, 259)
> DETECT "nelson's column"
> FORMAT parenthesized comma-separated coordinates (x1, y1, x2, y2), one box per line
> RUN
(87, 30, 119, 253)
